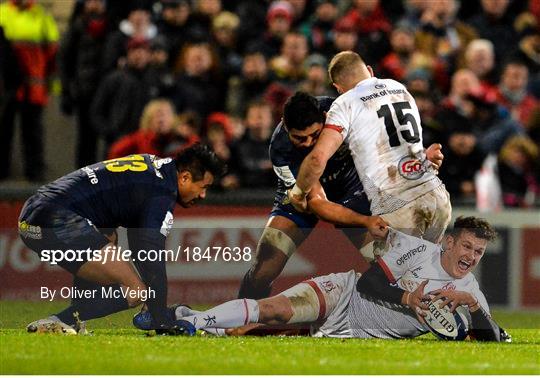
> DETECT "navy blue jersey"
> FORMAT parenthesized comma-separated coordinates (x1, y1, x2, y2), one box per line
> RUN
(23, 154, 179, 325)
(269, 97, 363, 202)
(36, 154, 178, 232)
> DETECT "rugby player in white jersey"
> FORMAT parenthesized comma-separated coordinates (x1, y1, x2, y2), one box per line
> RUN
(174, 216, 509, 342)
(288, 51, 451, 260)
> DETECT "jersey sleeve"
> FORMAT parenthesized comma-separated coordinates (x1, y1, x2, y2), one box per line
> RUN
(324, 98, 350, 140)
(378, 228, 430, 283)
(270, 124, 298, 188)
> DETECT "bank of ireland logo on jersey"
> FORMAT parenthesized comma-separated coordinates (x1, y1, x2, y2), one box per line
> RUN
(397, 155, 429, 180)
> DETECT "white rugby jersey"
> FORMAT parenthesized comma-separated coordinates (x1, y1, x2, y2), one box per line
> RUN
(325, 77, 442, 214)
(344, 229, 488, 339)
(378, 228, 489, 312)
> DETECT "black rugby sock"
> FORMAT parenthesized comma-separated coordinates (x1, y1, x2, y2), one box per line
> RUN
(55, 277, 129, 325)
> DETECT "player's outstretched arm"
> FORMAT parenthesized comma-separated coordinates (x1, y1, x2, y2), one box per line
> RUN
(289, 128, 343, 211)
(307, 184, 388, 239)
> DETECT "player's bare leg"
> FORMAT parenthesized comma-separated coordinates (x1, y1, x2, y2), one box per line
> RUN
(76, 250, 147, 308)
(27, 242, 146, 334)
(238, 216, 308, 299)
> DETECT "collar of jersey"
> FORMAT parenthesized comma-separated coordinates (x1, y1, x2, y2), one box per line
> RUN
(354, 76, 378, 90)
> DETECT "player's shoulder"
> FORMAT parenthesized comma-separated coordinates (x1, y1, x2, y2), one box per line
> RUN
(269, 122, 293, 165)
(315, 96, 336, 112)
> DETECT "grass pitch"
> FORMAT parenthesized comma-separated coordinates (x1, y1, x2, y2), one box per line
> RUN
(1, 301, 539, 374)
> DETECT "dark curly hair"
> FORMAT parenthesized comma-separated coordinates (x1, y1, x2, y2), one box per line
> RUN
(283, 91, 325, 131)
(174, 144, 226, 181)
(450, 216, 498, 241)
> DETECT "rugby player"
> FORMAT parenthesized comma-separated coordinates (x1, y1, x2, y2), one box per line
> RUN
(289, 52, 452, 258)
(174, 216, 510, 342)
(20, 144, 225, 334)
(238, 91, 445, 299)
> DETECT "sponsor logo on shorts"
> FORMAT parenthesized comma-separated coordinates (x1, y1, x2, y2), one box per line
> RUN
(18, 221, 42, 239)
(397, 155, 430, 180)
(396, 244, 426, 265)
(321, 280, 336, 293)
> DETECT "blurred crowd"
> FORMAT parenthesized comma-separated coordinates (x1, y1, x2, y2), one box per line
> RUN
(0, 0, 539, 208)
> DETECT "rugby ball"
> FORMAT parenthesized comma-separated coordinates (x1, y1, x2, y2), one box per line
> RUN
(423, 299, 469, 341)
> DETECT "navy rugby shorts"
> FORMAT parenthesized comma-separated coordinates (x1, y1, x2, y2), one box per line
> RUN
(18, 194, 109, 274)
(270, 188, 371, 232)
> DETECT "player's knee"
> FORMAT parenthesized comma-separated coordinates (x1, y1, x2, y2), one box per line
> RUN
(257, 227, 296, 260)
(258, 296, 293, 324)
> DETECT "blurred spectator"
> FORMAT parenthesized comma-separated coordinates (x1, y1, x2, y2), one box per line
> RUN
(187, 0, 222, 41)
(298, 54, 333, 97)
(439, 121, 487, 201)
(233, 0, 267, 52)
(412, 90, 444, 147)
(154, 0, 191, 64)
(173, 42, 224, 120)
(326, 17, 359, 58)
(287, 0, 309, 27)
(467, 0, 518, 64)
(405, 68, 434, 94)
(512, 29, 540, 78)
(491, 60, 540, 129)
(59, 0, 109, 168)
(399, 0, 429, 29)
(108, 99, 198, 159)
(204, 112, 238, 189)
(0, 26, 21, 119)
(230, 100, 275, 187)
(102, 3, 157, 73)
(341, 0, 392, 64)
(467, 92, 523, 154)
(264, 82, 293, 124)
(497, 135, 539, 207)
(437, 69, 521, 155)
(415, 0, 477, 77)
(212, 11, 242, 77)
(227, 50, 274, 117)
(378, 23, 417, 81)
(149, 36, 176, 97)
(91, 38, 158, 147)
(0, 0, 58, 181)
(255, 1, 294, 58)
(464, 39, 497, 91)
(299, 0, 338, 55)
(270, 32, 309, 86)
(441, 68, 482, 111)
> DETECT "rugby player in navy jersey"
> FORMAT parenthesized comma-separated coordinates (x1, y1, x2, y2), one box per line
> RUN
(238, 92, 444, 300)
(19, 144, 225, 334)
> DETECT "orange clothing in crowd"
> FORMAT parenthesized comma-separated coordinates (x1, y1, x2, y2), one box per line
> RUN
(0, 0, 59, 105)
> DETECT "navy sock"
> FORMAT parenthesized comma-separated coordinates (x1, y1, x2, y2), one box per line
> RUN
(55, 277, 129, 325)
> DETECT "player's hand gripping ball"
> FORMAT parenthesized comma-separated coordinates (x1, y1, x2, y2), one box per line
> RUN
(423, 298, 469, 341)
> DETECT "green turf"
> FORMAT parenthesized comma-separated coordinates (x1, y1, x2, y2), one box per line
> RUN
(1, 301, 539, 374)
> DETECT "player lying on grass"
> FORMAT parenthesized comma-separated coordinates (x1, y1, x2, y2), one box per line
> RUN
(153, 216, 509, 341)
(20, 144, 225, 334)
(239, 92, 445, 300)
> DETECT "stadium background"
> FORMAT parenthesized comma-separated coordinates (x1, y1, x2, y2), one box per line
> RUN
(0, 0, 539, 312)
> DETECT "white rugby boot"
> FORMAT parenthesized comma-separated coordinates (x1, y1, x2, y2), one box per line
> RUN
(26, 315, 78, 335)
